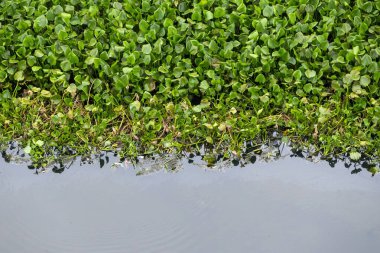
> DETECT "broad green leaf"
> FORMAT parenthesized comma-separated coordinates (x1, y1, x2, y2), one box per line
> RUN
(60, 60, 71, 71)
(154, 8, 165, 21)
(259, 94, 269, 103)
(67, 52, 79, 65)
(204, 10, 213, 21)
(66, 84, 77, 94)
(139, 19, 149, 33)
(40, 90, 52, 98)
(14, 71, 24, 81)
(293, 70, 302, 80)
(214, 7, 226, 18)
(142, 44, 152, 54)
(142, 0, 150, 12)
(361, 54, 372, 66)
(209, 40, 219, 52)
(24, 146, 32, 154)
(35, 140, 44, 147)
(255, 74, 266, 83)
(360, 75, 371, 86)
(192, 105, 203, 112)
(200, 80, 209, 92)
(129, 101, 141, 112)
(34, 50, 44, 58)
(33, 15, 48, 30)
(192, 8, 202, 21)
(288, 12, 296, 24)
(303, 83, 312, 93)
(263, 6, 274, 17)
(163, 18, 173, 28)
(349, 151, 361, 161)
(168, 26, 177, 37)
(158, 65, 169, 73)
(359, 22, 368, 34)
(0, 70, 7, 82)
(352, 84, 362, 94)
(61, 12, 71, 25)
(361, 2, 373, 12)
(22, 35, 35, 47)
(237, 3, 247, 13)
(305, 70, 316, 78)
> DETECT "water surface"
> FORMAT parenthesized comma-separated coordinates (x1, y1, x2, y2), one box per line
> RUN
(1, 153, 379, 253)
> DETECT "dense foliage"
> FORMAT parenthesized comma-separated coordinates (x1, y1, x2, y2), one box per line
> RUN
(0, 0, 379, 166)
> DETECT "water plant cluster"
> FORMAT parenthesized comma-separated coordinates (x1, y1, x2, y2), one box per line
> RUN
(0, 0, 379, 167)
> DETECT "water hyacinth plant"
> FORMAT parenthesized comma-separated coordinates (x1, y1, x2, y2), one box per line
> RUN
(0, 0, 379, 168)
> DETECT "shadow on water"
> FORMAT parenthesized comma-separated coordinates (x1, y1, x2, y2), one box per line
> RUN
(1, 139, 379, 176)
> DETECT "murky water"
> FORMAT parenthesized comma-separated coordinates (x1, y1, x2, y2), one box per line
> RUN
(1, 152, 380, 253)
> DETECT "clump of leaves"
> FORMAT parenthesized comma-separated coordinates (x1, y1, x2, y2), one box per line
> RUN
(0, 0, 379, 165)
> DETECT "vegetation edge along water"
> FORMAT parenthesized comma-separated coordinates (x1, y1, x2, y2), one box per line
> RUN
(0, 0, 379, 172)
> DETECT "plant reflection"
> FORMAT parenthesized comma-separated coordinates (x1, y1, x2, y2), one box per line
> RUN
(0, 140, 379, 176)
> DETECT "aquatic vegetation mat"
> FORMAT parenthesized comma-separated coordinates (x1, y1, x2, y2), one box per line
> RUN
(0, 0, 379, 164)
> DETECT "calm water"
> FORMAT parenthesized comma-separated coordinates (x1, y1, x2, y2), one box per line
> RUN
(1, 152, 380, 253)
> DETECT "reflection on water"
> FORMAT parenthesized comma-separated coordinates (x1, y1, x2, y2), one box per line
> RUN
(0, 143, 380, 253)
(1, 140, 379, 176)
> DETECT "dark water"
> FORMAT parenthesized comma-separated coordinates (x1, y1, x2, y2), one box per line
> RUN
(1, 151, 380, 253)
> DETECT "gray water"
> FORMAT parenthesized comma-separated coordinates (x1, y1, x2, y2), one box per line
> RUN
(1, 153, 380, 253)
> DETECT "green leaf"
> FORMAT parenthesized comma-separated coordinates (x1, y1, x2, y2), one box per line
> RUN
(142, 0, 150, 12)
(359, 22, 368, 34)
(200, 80, 209, 92)
(24, 145, 32, 154)
(209, 40, 219, 52)
(22, 35, 35, 47)
(168, 26, 177, 37)
(305, 70, 316, 78)
(361, 2, 373, 13)
(263, 6, 274, 17)
(204, 10, 213, 21)
(85, 57, 95, 65)
(60, 60, 71, 71)
(0, 70, 7, 82)
(142, 44, 152, 54)
(349, 151, 361, 161)
(33, 15, 48, 30)
(214, 7, 226, 18)
(14, 71, 24, 81)
(360, 75, 371, 86)
(192, 105, 203, 112)
(67, 52, 79, 65)
(158, 65, 169, 73)
(154, 8, 165, 21)
(268, 38, 278, 49)
(237, 3, 247, 13)
(34, 50, 44, 58)
(288, 12, 296, 24)
(40, 90, 52, 98)
(293, 70, 302, 80)
(163, 18, 173, 28)
(192, 9, 202, 21)
(129, 101, 141, 112)
(352, 84, 362, 94)
(66, 84, 77, 94)
(303, 83, 312, 93)
(361, 54, 372, 66)
(139, 19, 149, 33)
(35, 140, 44, 147)
(260, 94, 269, 103)
(61, 12, 71, 25)
(255, 74, 266, 83)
